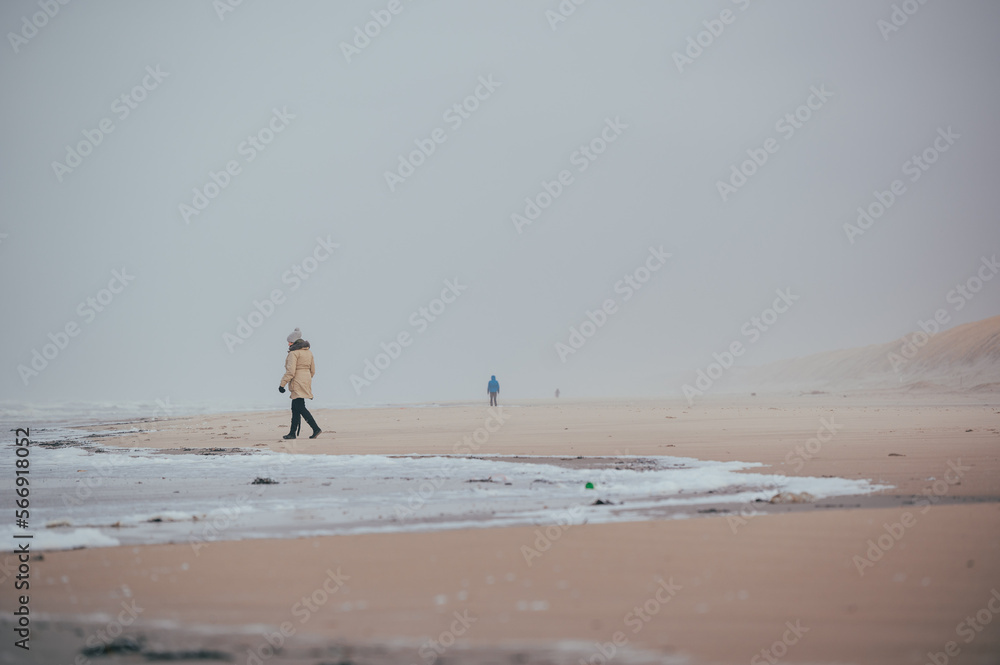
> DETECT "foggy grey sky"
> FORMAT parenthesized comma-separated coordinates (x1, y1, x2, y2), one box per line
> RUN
(1, 0, 998, 408)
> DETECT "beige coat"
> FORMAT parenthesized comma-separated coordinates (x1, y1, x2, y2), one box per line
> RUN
(281, 346, 315, 399)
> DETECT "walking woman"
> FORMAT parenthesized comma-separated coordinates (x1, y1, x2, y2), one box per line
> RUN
(278, 328, 322, 440)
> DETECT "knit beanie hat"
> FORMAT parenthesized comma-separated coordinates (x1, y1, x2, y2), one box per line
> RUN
(286, 328, 302, 344)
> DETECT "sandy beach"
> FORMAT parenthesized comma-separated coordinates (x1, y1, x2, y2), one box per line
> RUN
(4, 394, 1000, 664)
(5, 1, 999, 663)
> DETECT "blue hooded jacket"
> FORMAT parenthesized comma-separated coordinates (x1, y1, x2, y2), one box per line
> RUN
(487, 375, 499, 393)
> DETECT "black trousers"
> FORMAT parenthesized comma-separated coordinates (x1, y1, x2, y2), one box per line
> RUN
(489, 392, 498, 406)
(290, 398, 319, 435)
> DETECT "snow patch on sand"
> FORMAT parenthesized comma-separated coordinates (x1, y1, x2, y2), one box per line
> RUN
(2, 442, 889, 550)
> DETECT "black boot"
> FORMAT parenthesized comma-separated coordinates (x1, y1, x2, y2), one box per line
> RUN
(302, 409, 321, 439)
(285, 411, 301, 440)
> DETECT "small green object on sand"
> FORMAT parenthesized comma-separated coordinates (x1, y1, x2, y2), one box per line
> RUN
(585, 482, 595, 489)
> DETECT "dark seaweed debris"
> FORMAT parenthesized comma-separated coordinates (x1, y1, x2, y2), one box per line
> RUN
(251, 477, 278, 485)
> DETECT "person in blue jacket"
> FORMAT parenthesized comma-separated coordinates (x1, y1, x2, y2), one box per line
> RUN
(487, 375, 500, 406)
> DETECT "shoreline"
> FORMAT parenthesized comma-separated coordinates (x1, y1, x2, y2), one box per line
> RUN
(4, 395, 999, 664)
(75, 395, 1000, 497)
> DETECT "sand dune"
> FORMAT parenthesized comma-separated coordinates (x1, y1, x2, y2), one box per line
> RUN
(724, 314, 1000, 394)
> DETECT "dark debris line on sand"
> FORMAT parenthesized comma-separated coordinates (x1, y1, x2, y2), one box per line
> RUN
(79, 635, 232, 661)
(80, 636, 144, 657)
(144, 649, 233, 661)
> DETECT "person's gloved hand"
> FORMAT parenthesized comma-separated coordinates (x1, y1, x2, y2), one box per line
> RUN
(278, 386, 286, 393)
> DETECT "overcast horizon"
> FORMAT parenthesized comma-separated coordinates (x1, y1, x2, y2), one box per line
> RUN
(2, 0, 999, 409)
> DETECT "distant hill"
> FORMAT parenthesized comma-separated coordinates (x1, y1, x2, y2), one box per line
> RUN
(722, 315, 1000, 394)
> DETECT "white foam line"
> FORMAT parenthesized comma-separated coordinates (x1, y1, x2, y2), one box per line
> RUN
(3, 444, 891, 550)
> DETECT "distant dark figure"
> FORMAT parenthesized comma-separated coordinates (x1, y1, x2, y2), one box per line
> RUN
(555, 388, 560, 398)
(278, 328, 321, 440)
(487, 375, 500, 406)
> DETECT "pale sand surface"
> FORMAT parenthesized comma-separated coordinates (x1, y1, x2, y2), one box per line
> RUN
(108, 394, 1000, 496)
(6, 395, 1000, 664)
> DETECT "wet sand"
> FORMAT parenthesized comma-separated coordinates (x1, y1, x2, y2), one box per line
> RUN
(5, 395, 1000, 664)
